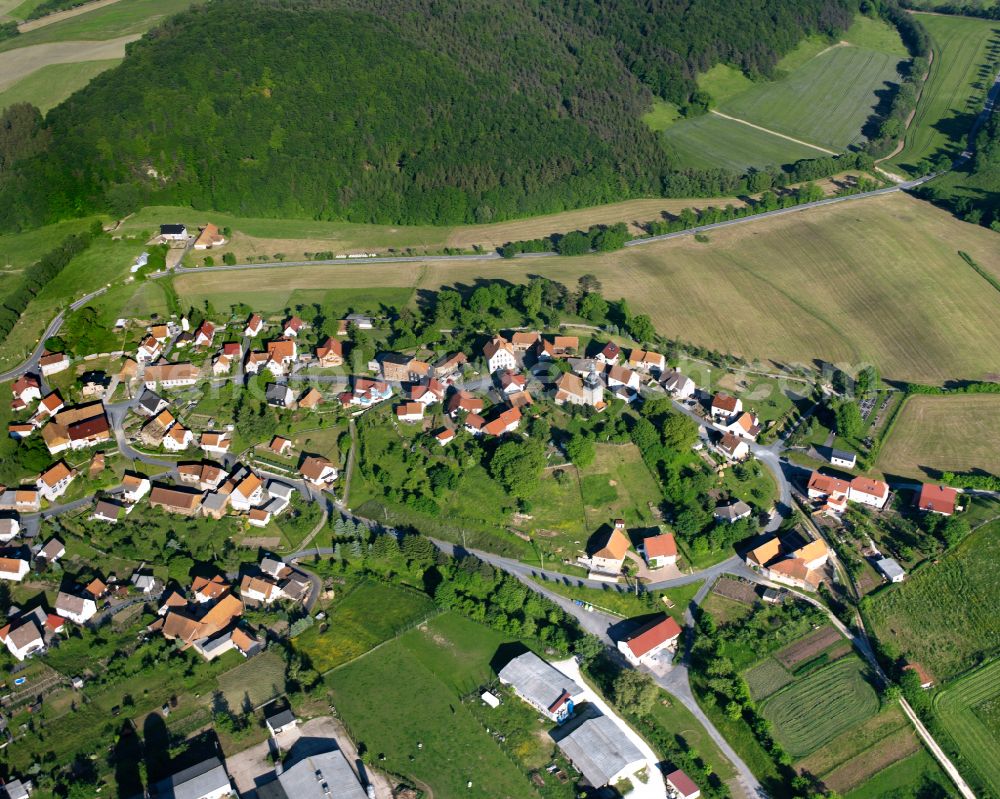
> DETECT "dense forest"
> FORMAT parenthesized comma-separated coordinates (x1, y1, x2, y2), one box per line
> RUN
(0, 0, 856, 230)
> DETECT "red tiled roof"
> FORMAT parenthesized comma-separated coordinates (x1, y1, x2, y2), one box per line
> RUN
(917, 483, 958, 515)
(644, 533, 676, 559)
(624, 615, 681, 658)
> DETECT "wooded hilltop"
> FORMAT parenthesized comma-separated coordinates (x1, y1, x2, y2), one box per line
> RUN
(0, 0, 857, 230)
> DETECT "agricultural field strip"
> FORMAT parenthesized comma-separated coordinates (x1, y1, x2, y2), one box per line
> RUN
(934, 659, 1000, 796)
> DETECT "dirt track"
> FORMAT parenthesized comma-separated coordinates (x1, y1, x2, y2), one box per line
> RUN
(17, 0, 122, 31)
(0, 34, 138, 90)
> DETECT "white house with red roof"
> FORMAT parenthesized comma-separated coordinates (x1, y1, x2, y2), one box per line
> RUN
(848, 476, 890, 510)
(11, 375, 41, 408)
(244, 313, 264, 338)
(710, 393, 741, 422)
(806, 471, 850, 514)
(483, 335, 516, 374)
(499, 370, 526, 394)
(596, 341, 621, 364)
(194, 321, 216, 347)
(617, 615, 682, 668)
(282, 316, 305, 337)
(724, 411, 761, 441)
(396, 402, 424, 423)
(917, 484, 958, 516)
(642, 532, 677, 568)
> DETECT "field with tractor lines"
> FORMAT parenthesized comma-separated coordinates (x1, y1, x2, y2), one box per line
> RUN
(761, 658, 880, 757)
(934, 659, 1000, 797)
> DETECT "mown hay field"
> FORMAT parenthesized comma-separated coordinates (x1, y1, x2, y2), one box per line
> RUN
(173, 193, 1000, 384)
(890, 13, 1000, 174)
(865, 521, 1000, 682)
(877, 394, 1000, 479)
(745, 657, 794, 701)
(761, 658, 880, 758)
(934, 658, 1000, 797)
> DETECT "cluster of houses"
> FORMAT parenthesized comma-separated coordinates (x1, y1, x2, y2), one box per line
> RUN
(9, 375, 112, 457)
(745, 530, 831, 591)
(579, 520, 679, 580)
(495, 650, 700, 798)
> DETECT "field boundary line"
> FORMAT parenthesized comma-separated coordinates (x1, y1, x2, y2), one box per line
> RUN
(708, 110, 838, 155)
(319, 609, 444, 677)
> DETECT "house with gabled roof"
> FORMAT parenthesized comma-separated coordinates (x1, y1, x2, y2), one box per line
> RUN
(144, 362, 199, 390)
(409, 378, 445, 406)
(849, 475, 890, 510)
(725, 411, 761, 441)
(617, 614, 682, 667)
(39, 352, 70, 377)
(37, 461, 75, 502)
(917, 484, 957, 516)
(433, 351, 467, 380)
(396, 402, 424, 423)
(299, 455, 337, 487)
(283, 316, 305, 337)
(642, 532, 677, 568)
(245, 313, 264, 338)
(714, 500, 752, 524)
(230, 472, 264, 511)
(0, 487, 40, 513)
(193, 223, 226, 250)
(662, 369, 695, 399)
(510, 331, 540, 352)
(627, 349, 666, 373)
(122, 472, 151, 503)
(717, 432, 749, 462)
(667, 769, 701, 799)
(0, 616, 44, 660)
(200, 431, 232, 457)
(298, 387, 323, 410)
(483, 406, 521, 437)
(192, 575, 229, 603)
(0, 553, 29, 582)
(315, 336, 344, 368)
(595, 340, 621, 364)
(56, 591, 97, 624)
(350, 378, 391, 407)
(483, 335, 517, 374)
(193, 320, 216, 348)
(163, 423, 194, 452)
(92, 498, 126, 523)
(11, 374, 41, 408)
(711, 392, 741, 422)
(498, 651, 584, 723)
(149, 484, 204, 516)
(585, 521, 631, 576)
(746, 530, 830, 590)
(554, 370, 604, 408)
(446, 390, 483, 417)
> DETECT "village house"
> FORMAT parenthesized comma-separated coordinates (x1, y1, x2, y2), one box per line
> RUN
(39, 538, 65, 562)
(2, 778, 31, 799)
(55, 591, 98, 624)
(714, 499, 752, 524)
(446, 390, 484, 417)
(585, 521, 631, 577)
(0, 553, 30, 582)
(11, 375, 41, 409)
(483, 335, 517, 374)
(193, 575, 229, 603)
(39, 352, 70, 377)
(315, 337, 344, 367)
(409, 378, 445, 406)
(667, 769, 702, 799)
(435, 428, 455, 446)
(498, 651, 585, 723)
(80, 371, 110, 399)
(510, 331, 540, 352)
(298, 388, 323, 410)
(746, 531, 830, 590)
(627, 349, 666, 374)
(917, 483, 958, 516)
(710, 392, 742, 422)
(482, 406, 521, 437)
(0, 518, 20, 542)
(463, 414, 486, 436)
(163, 424, 194, 452)
(149, 485, 204, 516)
(263, 338, 297, 375)
(337, 313, 374, 334)
(193, 223, 226, 250)
(92, 498, 125, 523)
(662, 369, 696, 400)
(230, 472, 265, 511)
(299, 455, 338, 487)
(144, 363, 200, 390)
(717, 432, 749, 462)
(248, 508, 271, 528)
(606, 364, 640, 400)
(149, 324, 171, 343)
(0, 487, 40, 513)
(137, 335, 163, 363)
(37, 461, 75, 502)
(240, 573, 280, 603)
(499, 370, 527, 394)
(806, 471, 850, 514)
(349, 378, 392, 407)
(265, 383, 295, 408)
(554, 370, 604, 408)
(269, 436, 293, 457)
(245, 313, 264, 338)
(829, 448, 857, 469)
(433, 351, 467, 380)
(200, 431, 232, 457)
(283, 316, 305, 337)
(244, 351, 271, 375)
(32, 391, 64, 424)
(595, 340, 621, 364)
(539, 335, 579, 359)
(193, 321, 216, 348)
(0, 616, 44, 660)
(725, 411, 761, 441)
(396, 402, 424, 423)
(212, 354, 233, 376)
(848, 475, 890, 510)
(135, 389, 167, 418)
(8, 423, 34, 440)
(177, 462, 226, 492)
(642, 532, 677, 568)
(160, 223, 188, 241)
(618, 614, 682, 668)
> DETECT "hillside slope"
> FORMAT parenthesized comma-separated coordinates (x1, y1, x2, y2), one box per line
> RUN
(0, 0, 855, 229)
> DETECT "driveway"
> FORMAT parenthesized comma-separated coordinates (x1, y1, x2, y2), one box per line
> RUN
(551, 657, 666, 799)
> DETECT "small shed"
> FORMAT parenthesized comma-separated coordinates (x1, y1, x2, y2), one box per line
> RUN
(266, 707, 297, 736)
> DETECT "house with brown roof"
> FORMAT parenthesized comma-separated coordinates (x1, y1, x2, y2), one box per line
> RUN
(710, 393, 741, 422)
(245, 313, 264, 338)
(746, 530, 830, 590)
(37, 461, 75, 502)
(121, 472, 151, 503)
(409, 378, 445, 406)
(300, 456, 337, 487)
(163, 423, 194, 452)
(642, 532, 677, 568)
(269, 436, 292, 456)
(917, 484, 958, 516)
(725, 411, 761, 441)
(585, 521, 632, 577)
(315, 337, 344, 367)
(550, 336, 579, 357)
(596, 341, 621, 364)
(349, 378, 392, 407)
(39, 352, 70, 377)
(607, 364, 640, 391)
(666, 769, 701, 799)
(483, 406, 521, 437)
(499, 370, 526, 394)
(446, 390, 484, 417)
(0, 616, 44, 660)
(298, 387, 323, 410)
(193, 320, 216, 348)
(433, 351, 468, 380)
(177, 461, 226, 491)
(617, 614, 682, 667)
(8, 422, 35, 440)
(193, 223, 226, 250)
(806, 471, 850, 515)
(56, 591, 98, 624)
(662, 369, 696, 399)
(200, 431, 232, 456)
(396, 402, 424, 423)
(627, 349, 666, 373)
(0, 487, 40, 513)
(283, 316, 305, 337)
(848, 475, 890, 510)
(510, 331, 540, 352)
(717, 432, 749, 462)
(483, 335, 517, 374)
(144, 363, 199, 390)
(0, 553, 30, 582)
(149, 485, 203, 516)
(11, 374, 41, 408)
(137, 335, 163, 363)
(192, 575, 229, 603)
(231, 472, 264, 511)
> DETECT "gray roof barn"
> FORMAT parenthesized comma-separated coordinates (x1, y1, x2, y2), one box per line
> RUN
(498, 652, 583, 715)
(267, 748, 367, 799)
(875, 557, 906, 582)
(553, 714, 644, 787)
(151, 755, 231, 799)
